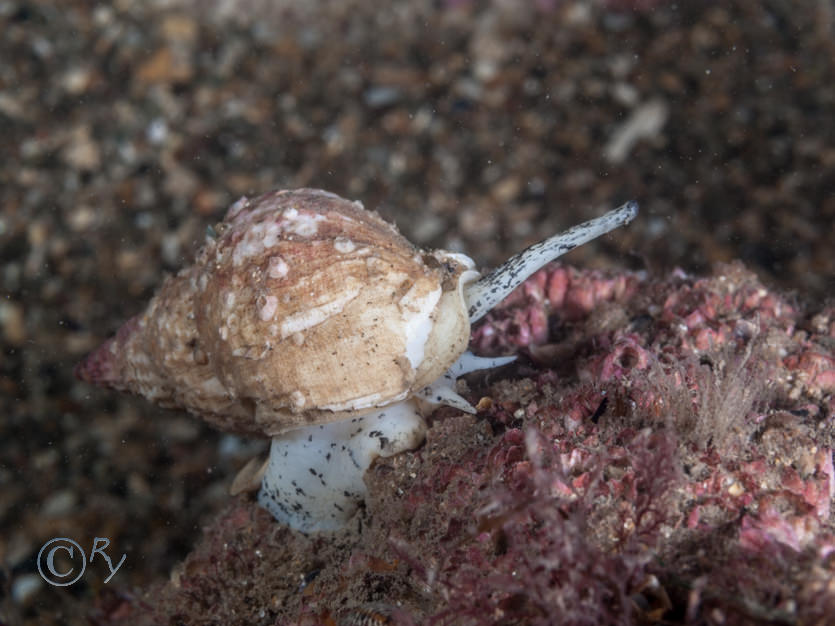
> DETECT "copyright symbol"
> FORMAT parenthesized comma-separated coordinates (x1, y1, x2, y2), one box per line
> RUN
(37, 538, 86, 586)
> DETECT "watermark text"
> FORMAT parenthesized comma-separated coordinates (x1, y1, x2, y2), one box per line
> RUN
(37, 537, 126, 586)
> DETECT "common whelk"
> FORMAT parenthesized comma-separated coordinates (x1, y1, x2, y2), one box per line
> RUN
(76, 188, 637, 531)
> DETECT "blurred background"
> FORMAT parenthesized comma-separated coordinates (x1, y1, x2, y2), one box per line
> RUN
(1, 0, 833, 622)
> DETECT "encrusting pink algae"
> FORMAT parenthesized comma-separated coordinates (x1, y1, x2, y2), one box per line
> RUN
(95, 262, 835, 625)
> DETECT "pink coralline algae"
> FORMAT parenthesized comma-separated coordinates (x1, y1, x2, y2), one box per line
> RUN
(470, 265, 640, 354)
(454, 261, 835, 624)
(105, 262, 835, 626)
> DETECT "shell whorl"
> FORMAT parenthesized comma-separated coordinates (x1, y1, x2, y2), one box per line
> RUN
(76, 189, 473, 437)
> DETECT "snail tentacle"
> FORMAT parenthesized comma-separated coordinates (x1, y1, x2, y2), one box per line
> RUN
(465, 201, 638, 323)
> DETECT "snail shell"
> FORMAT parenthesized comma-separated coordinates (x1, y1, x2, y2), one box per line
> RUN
(76, 188, 477, 437)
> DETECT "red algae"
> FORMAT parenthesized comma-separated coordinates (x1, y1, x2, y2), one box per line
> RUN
(101, 263, 835, 625)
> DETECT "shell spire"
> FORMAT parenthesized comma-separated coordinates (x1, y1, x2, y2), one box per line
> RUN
(74, 253, 256, 434)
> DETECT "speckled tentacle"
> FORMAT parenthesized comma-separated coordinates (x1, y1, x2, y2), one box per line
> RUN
(415, 351, 516, 413)
(465, 201, 639, 323)
(451, 351, 516, 375)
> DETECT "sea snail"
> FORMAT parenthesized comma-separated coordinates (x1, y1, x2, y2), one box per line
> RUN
(76, 188, 637, 532)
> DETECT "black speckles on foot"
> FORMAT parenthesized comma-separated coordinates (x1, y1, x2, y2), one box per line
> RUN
(259, 404, 426, 531)
(308, 467, 327, 486)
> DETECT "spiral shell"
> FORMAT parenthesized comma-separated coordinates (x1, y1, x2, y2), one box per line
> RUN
(76, 189, 475, 437)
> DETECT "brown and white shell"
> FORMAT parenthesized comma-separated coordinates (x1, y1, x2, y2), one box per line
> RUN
(75, 189, 474, 437)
